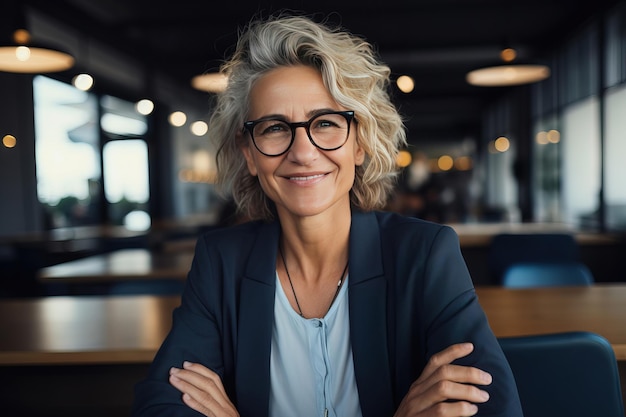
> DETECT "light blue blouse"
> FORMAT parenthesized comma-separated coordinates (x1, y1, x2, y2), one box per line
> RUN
(269, 272, 363, 417)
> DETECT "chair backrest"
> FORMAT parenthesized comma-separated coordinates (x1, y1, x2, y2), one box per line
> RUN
(502, 261, 594, 288)
(488, 233, 579, 282)
(499, 331, 624, 417)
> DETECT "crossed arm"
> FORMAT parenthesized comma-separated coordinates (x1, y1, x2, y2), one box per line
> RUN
(169, 342, 492, 417)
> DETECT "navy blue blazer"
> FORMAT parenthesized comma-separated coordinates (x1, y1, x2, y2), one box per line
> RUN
(133, 210, 523, 417)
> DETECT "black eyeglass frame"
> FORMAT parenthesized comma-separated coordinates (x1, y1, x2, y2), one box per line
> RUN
(243, 110, 356, 157)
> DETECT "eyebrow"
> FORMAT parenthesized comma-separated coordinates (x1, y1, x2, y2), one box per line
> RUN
(253, 108, 341, 121)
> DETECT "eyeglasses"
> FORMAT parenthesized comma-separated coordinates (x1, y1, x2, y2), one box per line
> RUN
(243, 110, 355, 157)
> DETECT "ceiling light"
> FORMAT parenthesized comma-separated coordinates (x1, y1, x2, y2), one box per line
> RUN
(169, 111, 187, 127)
(72, 73, 94, 91)
(0, 5, 74, 74)
(190, 121, 209, 136)
(3, 134, 17, 148)
(135, 99, 155, 115)
(466, 48, 549, 87)
(191, 72, 228, 93)
(396, 75, 415, 93)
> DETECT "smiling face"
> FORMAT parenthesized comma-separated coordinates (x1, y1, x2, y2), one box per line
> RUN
(241, 65, 365, 221)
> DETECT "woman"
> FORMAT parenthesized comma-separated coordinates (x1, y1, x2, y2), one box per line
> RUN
(132, 13, 523, 417)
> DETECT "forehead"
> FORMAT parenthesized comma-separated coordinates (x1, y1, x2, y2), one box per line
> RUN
(248, 65, 339, 118)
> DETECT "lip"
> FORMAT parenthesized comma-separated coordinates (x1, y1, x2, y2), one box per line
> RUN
(281, 171, 329, 185)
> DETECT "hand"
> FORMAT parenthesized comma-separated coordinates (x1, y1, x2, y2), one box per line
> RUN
(169, 361, 240, 417)
(394, 343, 492, 417)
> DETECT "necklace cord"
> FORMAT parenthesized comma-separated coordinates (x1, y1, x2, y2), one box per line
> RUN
(279, 244, 348, 318)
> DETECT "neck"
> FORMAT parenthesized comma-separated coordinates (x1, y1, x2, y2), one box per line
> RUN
(279, 242, 349, 318)
(276, 206, 351, 276)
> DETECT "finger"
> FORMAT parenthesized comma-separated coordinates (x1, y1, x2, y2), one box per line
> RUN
(427, 378, 491, 405)
(433, 362, 493, 387)
(169, 367, 232, 412)
(402, 377, 490, 415)
(425, 401, 480, 417)
(412, 362, 492, 403)
(182, 362, 226, 389)
(418, 343, 475, 383)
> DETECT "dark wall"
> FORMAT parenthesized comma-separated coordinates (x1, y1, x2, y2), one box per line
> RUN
(0, 72, 42, 237)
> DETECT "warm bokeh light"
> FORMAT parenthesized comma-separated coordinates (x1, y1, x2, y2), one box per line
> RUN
(192, 149, 211, 174)
(13, 29, 31, 44)
(437, 155, 454, 171)
(190, 121, 209, 136)
(396, 150, 412, 167)
(72, 73, 94, 91)
(536, 131, 549, 145)
(191, 72, 229, 93)
(500, 48, 517, 62)
(454, 156, 472, 171)
(135, 99, 154, 115)
(396, 75, 415, 93)
(2, 134, 17, 148)
(466, 65, 550, 87)
(178, 168, 215, 183)
(547, 129, 560, 143)
(15, 46, 30, 61)
(169, 111, 187, 127)
(494, 136, 510, 152)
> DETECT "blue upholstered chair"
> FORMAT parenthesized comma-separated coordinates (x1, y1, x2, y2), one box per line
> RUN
(502, 261, 594, 288)
(499, 331, 624, 417)
(487, 233, 580, 283)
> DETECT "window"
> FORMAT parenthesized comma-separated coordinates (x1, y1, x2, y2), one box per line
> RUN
(604, 84, 626, 230)
(33, 76, 101, 228)
(33, 76, 151, 229)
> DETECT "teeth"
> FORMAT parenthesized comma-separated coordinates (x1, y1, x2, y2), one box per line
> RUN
(290, 174, 324, 181)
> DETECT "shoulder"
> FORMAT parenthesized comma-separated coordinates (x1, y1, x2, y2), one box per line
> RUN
(371, 210, 459, 246)
(195, 219, 276, 256)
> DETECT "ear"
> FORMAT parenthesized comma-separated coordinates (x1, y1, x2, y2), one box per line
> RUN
(240, 140, 258, 176)
(354, 137, 366, 166)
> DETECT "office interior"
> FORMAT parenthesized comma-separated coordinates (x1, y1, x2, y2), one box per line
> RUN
(1, 1, 626, 415)
(2, 0, 626, 292)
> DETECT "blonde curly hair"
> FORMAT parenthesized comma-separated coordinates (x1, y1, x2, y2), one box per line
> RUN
(212, 13, 406, 221)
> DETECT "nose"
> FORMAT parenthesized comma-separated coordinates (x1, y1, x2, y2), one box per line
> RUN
(287, 125, 318, 163)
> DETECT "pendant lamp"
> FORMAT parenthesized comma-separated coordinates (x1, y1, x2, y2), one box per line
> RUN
(466, 47, 549, 87)
(0, 3, 75, 74)
(191, 72, 229, 93)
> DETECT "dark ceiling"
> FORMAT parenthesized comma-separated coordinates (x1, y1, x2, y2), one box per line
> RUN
(19, 0, 622, 144)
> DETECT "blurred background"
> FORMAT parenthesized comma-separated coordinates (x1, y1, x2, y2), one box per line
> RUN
(2, 2, 626, 415)
(1, 0, 626, 292)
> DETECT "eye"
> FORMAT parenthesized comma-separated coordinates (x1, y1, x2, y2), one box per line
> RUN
(317, 120, 335, 128)
(257, 120, 289, 136)
(312, 114, 345, 130)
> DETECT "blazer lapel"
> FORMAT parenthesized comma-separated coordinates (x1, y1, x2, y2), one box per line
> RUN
(349, 211, 395, 417)
(236, 220, 280, 417)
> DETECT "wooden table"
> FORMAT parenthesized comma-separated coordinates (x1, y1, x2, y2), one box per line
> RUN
(476, 284, 626, 360)
(1, 284, 625, 366)
(37, 248, 194, 284)
(448, 222, 621, 248)
(0, 295, 180, 365)
(1, 285, 624, 415)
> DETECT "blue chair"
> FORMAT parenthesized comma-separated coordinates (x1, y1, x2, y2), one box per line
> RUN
(499, 331, 624, 417)
(488, 233, 580, 283)
(502, 261, 594, 288)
